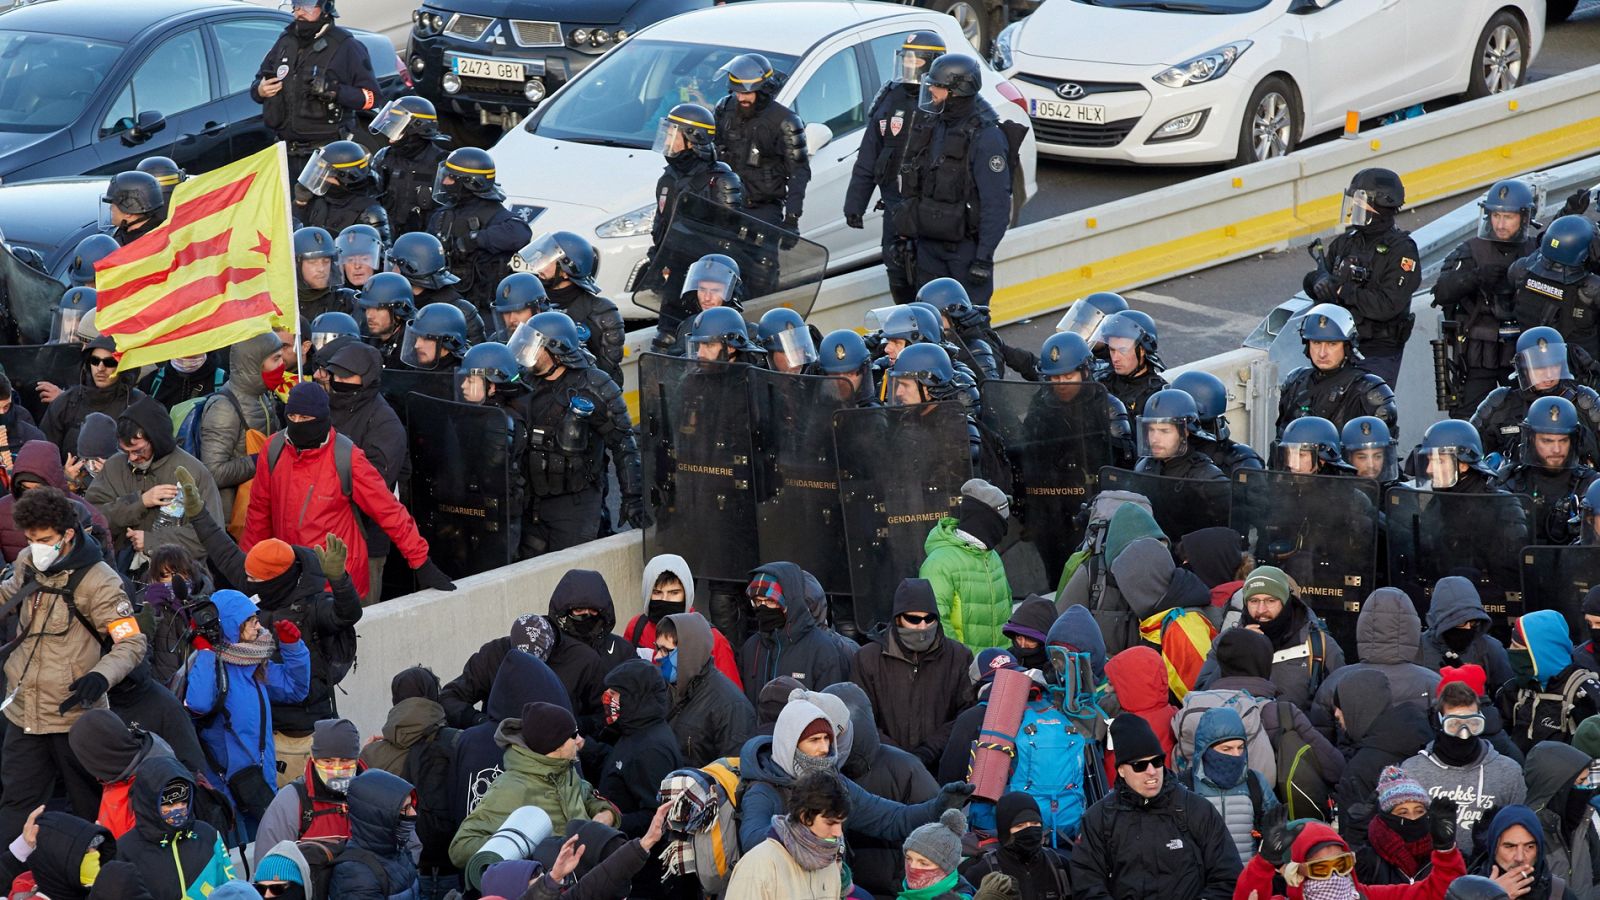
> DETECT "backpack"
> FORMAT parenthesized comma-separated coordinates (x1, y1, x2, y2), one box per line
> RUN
(1510, 668, 1600, 744)
(663, 757, 743, 896)
(1056, 490, 1153, 595)
(1170, 690, 1276, 786)
(286, 592, 360, 688)
(969, 699, 1097, 847)
(150, 363, 225, 414)
(265, 430, 354, 500)
(175, 388, 244, 459)
(292, 780, 352, 837)
(298, 837, 389, 899)
(402, 726, 463, 866)
(1058, 490, 1154, 655)
(1273, 701, 1330, 822)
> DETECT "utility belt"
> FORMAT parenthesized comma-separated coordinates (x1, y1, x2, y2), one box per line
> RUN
(527, 427, 596, 496)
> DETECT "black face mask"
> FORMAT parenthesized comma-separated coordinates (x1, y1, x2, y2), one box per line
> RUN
(292, 17, 322, 39)
(647, 599, 681, 623)
(329, 380, 361, 394)
(1252, 605, 1295, 645)
(1380, 810, 1431, 843)
(1432, 726, 1481, 766)
(1563, 785, 1597, 836)
(1006, 823, 1043, 859)
(1589, 626, 1600, 651)
(563, 613, 607, 640)
(1441, 626, 1477, 653)
(1010, 641, 1048, 671)
(0, 406, 15, 430)
(754, 605, 786, 634)
(286, 417, 330, 450)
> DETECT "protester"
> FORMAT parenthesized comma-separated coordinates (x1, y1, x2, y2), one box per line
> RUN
(1234, 807, 1466, 900)
(918, 478, 1013, 653)
(66, 708, 180, 838)
(198, 332, 284, 524)
(1357, 766, 1447, 885)
(1314, 588, 1441, 728)
(655, 612, 756, 768)
(115, 756, 236, 898)
(958, 792, 1072, 900)
(1184, 705, 1279, 863)
(1196, 566, 1344, 708)
(252, 718, 364, 865)
(548, 569, 635, 672)
(1336, 670, 1434, 839)
(1469, 805, 1564, 900)
(440, 611, 605, 733)
(1521, 740, 1600, 895)
(621, 554, 742, 688)
(1103, 646, 1176, 784)
(1001, 596, 1056, 673)
(1418, 577, 1514, 690)
(740, 562, 852, 704)
(85, 397, 222, 566)
(725, 770, 850, 898)
(1401, 680, 1526, 852)
(328, 769, 421, 899)
(1495, 610, 1600, 751)
(596, 660, 683, 837)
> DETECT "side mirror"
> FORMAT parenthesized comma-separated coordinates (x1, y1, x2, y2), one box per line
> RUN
(804, 122, 833, 156)
(123, 110, 166, 146)
(1291, 0, 1332, 11)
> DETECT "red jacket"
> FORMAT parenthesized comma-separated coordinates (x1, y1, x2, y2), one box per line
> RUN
(1103, 646, 1176, 783)
(1233, 822, 1464, 900)
(241, 428, 428, 597)
(99, 778, 136, 838)
(621, 614, 744, 690)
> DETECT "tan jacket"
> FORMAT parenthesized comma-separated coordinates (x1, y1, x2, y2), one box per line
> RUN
(724, 835, 843, 900)
(0, 544, 147, 734)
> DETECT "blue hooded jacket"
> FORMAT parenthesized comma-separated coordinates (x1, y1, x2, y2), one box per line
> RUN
(1048, 605, 1108, 683)
(1516, 610, 1575, 688)
(1188, 707, 1277, 863)
(1473, 804, 1559, 893)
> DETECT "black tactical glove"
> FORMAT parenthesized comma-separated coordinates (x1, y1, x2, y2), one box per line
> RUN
(455, 232, 479, 254)
(1259, 803, 1293, 867)
(293, 183, 314, 206)
(1335, 257, 1371, 284)
(780, 215, 801, 250)
(622, 496, 651, 530)
(845, 213, 864, 229)
(650, 330, 677, 355)
(1310, 272, 1339, 302)
(1562, 187, 1594, 218)
(412, 558, 456, 592)
(936, 781, 976, 809)
(59, 673, 108, 714)
(968, 260, 994, 284)
(1429, 797, 1460, 851)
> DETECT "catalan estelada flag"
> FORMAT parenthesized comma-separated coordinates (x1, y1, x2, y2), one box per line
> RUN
(1140, 607, 1218, 701)
(94, 144, 295, 369)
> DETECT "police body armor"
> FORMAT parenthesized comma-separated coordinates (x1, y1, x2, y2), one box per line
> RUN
(306, 191, 390, 244)
(714, 94, 807, 210)
(259, 26, 359, 142)
(373, 138, 449, 235)
(1513, 267, 1600, 353)
(1472, 383, 1600, 464)
(300, 286, 359, 326)
(1277, 364, 1398, 436)
(1435, 237, 1531, 372)
(1493, 463, 1598, 545)
(896, 101, 1002, 244)
(1327, 224, 1418, 348)
(522, 367, 616, 498)
(432, 198, 517, 307)
(652, 160, 744, 251)
(860, 83, 918, 203)
(547, 284, 626, 387)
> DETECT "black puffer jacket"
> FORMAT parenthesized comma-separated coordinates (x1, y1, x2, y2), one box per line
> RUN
(28, 812, 113, 900)
(597, 659, 682, 836)
(959, 793, 1074, 900)
(550, 569, 635, 673)
(738, 561, 852, 703)
(850, 578, 975, 766)
(1332, 670, 1432, 839)
(1068, 778, 1241, 900)
(662, 612, 756, 768)
(439, 615, 606, 733)
(116, 757, 230, 900)
(330, 769, 420, 899)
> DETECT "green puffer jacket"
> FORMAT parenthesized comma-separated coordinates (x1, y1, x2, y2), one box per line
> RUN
(447, 718, 618, 868)
(919, 517, 1012, 652)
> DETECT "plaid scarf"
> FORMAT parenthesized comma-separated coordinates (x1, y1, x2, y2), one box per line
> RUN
(216, 632, 276, 668)
(660, 772, 720, 877)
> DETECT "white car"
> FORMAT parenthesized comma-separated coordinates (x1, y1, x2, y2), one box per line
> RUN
(490, 0, 1039, 309)
(992, 0, 1544, 166)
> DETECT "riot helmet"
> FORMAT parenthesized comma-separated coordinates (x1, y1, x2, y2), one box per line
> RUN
(654, 103, 717, 161)
(1340, 167, 1405, 227)
(401, 302, 468, 370)
(1341, 415, 1398, 483)
(720, 53, 779, 96)
(456, 341, 521, 404)
(1532, 215, 1597, 279)
(894, 31, 947, 85)
(1300, 302, 1360, 368)
(390, 232, 460, 290)
(1580, 479, 1600, 546)
(369, 95, 439, 143)
(491, 272, 547, 335)
(433, 147, 504, 205)
(867, 305, 932, 362)
(1442, 876, 1511, 900)
(1039, 332, 1095, 380)
(136, 156, 186, 204)
(66, 234, 121, 287)
(680, 256, 742, 312)
(756, 308, 817, 373)
(1095, 311, 1156, 375)
(298, 141, 371, 197)
(1478, 178, 1537, 244)
(1056, 292, 1128, 341)
(509, 311, 590, 376)
(100, 171, 165, 228)
(51, 287, 96, 346)
(1170, 370, 1232, 441)
(1514, 326, 1571, 391)
(294, 226, 343, 291)
(919, 54, 982, 115)
(1521, 395, 1580, 471)
(356, 272, 418, 337)
(510, 231, 600, 294)
(309, 311, 361, 352)
(915, 278, 973, 323)
(817, 328, 873, 404)
(1276, 416, 1345, 475)
(1137, 389, 1201, 460)
(335, 223, 385, 287)
(686, 306, 757, 363)
(887, 342, 958, 407)
(1417, 418, 1484, 490)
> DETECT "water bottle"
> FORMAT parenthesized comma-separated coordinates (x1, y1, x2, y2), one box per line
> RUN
(159, 486, 184, 525)
(557, 396, 595, 455)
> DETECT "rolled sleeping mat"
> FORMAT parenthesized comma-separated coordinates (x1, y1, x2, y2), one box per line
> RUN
(466, 805, 555, 889)
(970, 667, 1032, 802)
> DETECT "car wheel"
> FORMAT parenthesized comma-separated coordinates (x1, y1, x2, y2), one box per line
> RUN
(1467, 11, 1528, 99)
(932, 0, 996, 54)
(1548, 0, 1578, 25)
(1234, 76, 1298, 166)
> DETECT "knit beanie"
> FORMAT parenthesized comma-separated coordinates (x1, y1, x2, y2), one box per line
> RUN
(1585, 585, 1600, 618)
(1110, 712, 1164, 767)
(903, 808, 966, 876)
(245, 539, 296, 581)
(254, 853, 304, 885)
(1576, 715, 1600, 760)
(520, 701, 577, 754)
(510, 614, 556, 660)
(1241, 565, 1291, 603)
(956, 478, 1010, 551)
(311, 718, 361, 760)
(76, 412, 118, 460)
(1438, 663, 1488, 699)
(286, 381, 330, 419)
(799, 717, 833, 747)
(1375, 765, 1429, 813)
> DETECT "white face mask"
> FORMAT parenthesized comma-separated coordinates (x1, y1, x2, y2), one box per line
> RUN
(30, 540, 61, 571)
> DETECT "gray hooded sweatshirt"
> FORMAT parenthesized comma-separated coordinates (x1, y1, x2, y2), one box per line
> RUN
(1314, 588, 1441, 725)
(1525, 740, 1600, 898)
(1400, 736, 1526, 853)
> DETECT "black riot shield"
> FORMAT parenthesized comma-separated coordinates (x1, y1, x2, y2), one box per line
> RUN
(379, 370, 456, 425)
(1386, 488, 1534, 639)
(632, 193, 828, 324)
(0, 242, 63, 345)
(0, 344, 83, 423)
(1099, 467, 1231, 542)
(638, 352, 758, 584)
(406, 394, 513, 578)
(981, 379, 1113, 593)
(835, 402, 971, 631)
(748, 368, 852, 596)
(1521, 545, 1600, 638)
(1230, 470, 1380, 652)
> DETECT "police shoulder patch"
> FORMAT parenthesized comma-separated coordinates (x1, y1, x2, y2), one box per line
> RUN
(988, 155, 1006, 173)
(1400, 257, 1416, 272)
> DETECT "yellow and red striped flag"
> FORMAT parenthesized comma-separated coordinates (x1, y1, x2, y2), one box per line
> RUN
(94, 144, 296, 369)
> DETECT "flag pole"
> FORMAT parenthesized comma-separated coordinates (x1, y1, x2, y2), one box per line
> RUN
(277, 141, 304, 380)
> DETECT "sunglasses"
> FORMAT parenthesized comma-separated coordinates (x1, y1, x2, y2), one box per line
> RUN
(255, 883, 291, 898)
(89, 356, 119, 369)
(1302, 852, 1356, 881)
(1126, 756, 1163, 773)
(899, 613, 937, 625)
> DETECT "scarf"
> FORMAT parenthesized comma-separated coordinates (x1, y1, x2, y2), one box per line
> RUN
(901, 869, 960, 899)
(770, 815, 841, 872)
(658, 773, 720, 878)
(1302, 874, 1358, 900)
(1367, 813, 1431, 877)
(216, 631, 276, 667)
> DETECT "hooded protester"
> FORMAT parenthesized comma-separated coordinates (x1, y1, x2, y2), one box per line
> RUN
(85, 396, 223, 565)
(1314, 588, 1440, 729)
(1234, 813, 1465, 900)
(252, 718, 365, 864)
(852, 578, 976, 769)
(439, 612, 605, 733)
(1495, 609, 1600, 752)
(1002, 596, 1056, 674)
(67, 709, 180, 837)
(389, 666, 441, 705)
(804, 568, 860, 672)
(1178, 526, 1251, 608)
(1419, 577, 1514, 689)
(757, 675, 807, 736)
(253, 841, 314, 900)
(1049, 605, 1109, 687)
(1185, 705, 1279, 863)
(1357, 766, 1441, 886)
(10, 812, 115, 900)
(357, 671, 459, 898)
(1575, 586, 1600, 673)
(1057, 503, 1168, 656)
(959, 792, 1072, 900)
(106, 659, 214, 791)
(199, 332, 285, 523)
(1196, 565, 1345, 709)
(550, 569, 635, 673)
(1470, 805, 1566, 900)
(938, 649, 1047, 785)
(653, 611, 755, 768)
(67, 411, 117, 495)
(359, 696, 448, 777)
(621, 554, 742, 689)
(320, 339, 408, 604)
(1337, 671, 1435, 841)
(138, 351, 226, 411)
(725, 770, 851, 899)
(41, 336, 145, 465)
(740, 561, 853, 704)
(1103, 646, 1176, 785)
(1401, 680, 1527, 853)
(1523, 741, 1600, 896)
(117, 756, 236, 899)
(327, 769, 420, 900)
(918, 478, 1013, 653)
(0, 439, 112, 563)
(734, 689, 973, 855)
(449, 648, 571, 826)
(597, 660, 683, 836)
(823, 681, 940, 897)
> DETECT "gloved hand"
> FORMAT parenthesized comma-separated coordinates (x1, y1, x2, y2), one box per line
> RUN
(1259, 803, 1293, 867)
(968, 260, 994, 284)
(622, 496, 651, 530)
(650, 330, 677, 354)
(1310, 272, 1339, 302)
(1335, 257, 1371, 284)
(413, 558, 456, 592)
(315, 532, 348, 581)
(293, 183, 314, 206)
(780, 215, 801, 251)
(274, 619, 301, 645)
(1562, 187, 1593, 218)
(974, 872, 1019, 900)
(1428, 796, 1460, 850)
(845, 213, 864, 229)
(455, 232, 479, 254)
(936, 781, 976, 809)
(175, 466, 203, 522)
(58, 673, 108, 714)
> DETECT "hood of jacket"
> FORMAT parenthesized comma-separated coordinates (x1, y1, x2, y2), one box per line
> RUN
(1113, 537, 1209, 617)
(757, 676, 805, 732)
(1288, 821, 1350, 864)
(391, 665, 441, 705)
(1367, 702, 1435, 757)
(495, 719, 582, 779)
(1003, 595, 1057, 646)
(1105, 646, 1169, 715)
(603, 658, 670, 735)
(749, 561, 817, 641)
(325, 340, 385, 414)
(1426, 576, 1491, 633)
(1525, 741, 1590, 811)
(31, 512, 104, 576)
(486, 647, 571, 722)
(13, 439, 67, 490)
(1106, 503, 1165, 565)
(770, 691, 852, 779)
(1048, 605, 1107, 682)
(31, 812, 111, 900)
(822, 681, 879, 777)
(1515, 610, 1575, 687)
(257, 841, 314, 896)
(211, 588, 259, 645)
(1336, 669, 1393, 743)
(550, 568, 617, 633)
(227, 331, 282, 399)
(1480, 805, 1548, 880)
(1195, 707, 1246, 771)
(925, 516, 995, 560)
(346, 768, 413, 854)
(1179, 526, 1243, 589)
(117, 395, 177, 461)
(129, 755, 195, 842)
(663, 612, 714, 700)
(1213, 627, 1274, 680)
(381, 697, 447, 750)
(642, 553, 696, 610)
(81, 336, 137, 391)
(1356, 588, 1422, 664)
(67, 707, 170, 783)
(882, 577, 944, 659)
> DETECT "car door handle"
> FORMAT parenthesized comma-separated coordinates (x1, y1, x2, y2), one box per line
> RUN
(199, 121, 227, 137)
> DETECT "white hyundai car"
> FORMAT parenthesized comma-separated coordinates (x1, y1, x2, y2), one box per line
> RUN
(491, 0, 1039, 309)
(992, 0, 1543, 166)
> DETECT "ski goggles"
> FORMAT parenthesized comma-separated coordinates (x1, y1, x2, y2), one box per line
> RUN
(1302, 852, 1356, 881)
(1439, 712, 1486, 738)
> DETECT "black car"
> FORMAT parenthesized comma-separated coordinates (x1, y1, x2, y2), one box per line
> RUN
(0, 0, 409, 183)
(405, 0, 714, 130)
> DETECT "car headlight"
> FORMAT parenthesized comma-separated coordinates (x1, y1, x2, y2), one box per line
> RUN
(1152, 41, 1252, 88)
(991, 20, 1023, 72)
(571, 28, 591, 45)
(413, 8, 443, 36)
(596, 203, 656, 239)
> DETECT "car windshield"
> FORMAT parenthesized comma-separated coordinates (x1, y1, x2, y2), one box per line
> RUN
(0, 31, 125, 132)
(1072, 0, 1269, 11)
(530, 39, 799, 148)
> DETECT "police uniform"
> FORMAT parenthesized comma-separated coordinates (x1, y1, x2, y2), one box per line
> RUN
(251, 17, 381, 176)
(648, 162, 744, 332)
(545, 282, 626, 386)
(1471, 383, 1600, 464)
(1510, 253, 1600, 359)
(1134, 449, 1226, 482)
(414, 284, 487, 348)
(373, 136, 450, 236)
(1100, 368, 1167, 419)
(1433, 233, 1537, 416)
(429, 198, 531, 312)
(304, 187, 389, 245)
(847, 81, 923, 303)
(1275, 364, 1398, 437)
(299, 283, 358, 327)
(1309, 224, 1421, 387)
(713, 90, 809, 229)
(1196, 436, 1264, 474)
(1494, 462, 1598, 545)
(520, 364, 641, 556)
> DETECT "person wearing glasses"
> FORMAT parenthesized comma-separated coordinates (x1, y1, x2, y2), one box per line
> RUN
(1234, 801, 1465, 900)
(40, 337, 146, 467)
(1070, 713, 1240, 900)
(1402, 680, 1526, 854)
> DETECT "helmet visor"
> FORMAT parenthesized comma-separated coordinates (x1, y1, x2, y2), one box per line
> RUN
(1339, 189, 1373, 228)
(770, 324, 818, 371)
(507, 321, 556, 371)
(1344, 442, 1397, 483)
(1275, 442, 1325, 476)
(456, 367, 512, 404)
(681, 259, 739, 310)
(1137, 418, 1188, 460)
(917, 81, 947, 115)
(297, 149, 337, 197)
(510, 233, 568, 280)
(1517, 342, 1571, 389)
(887, 374, 931, 407)
(652, 117, 704, 157)
(400, 321, 451, 370)
(49, 307, 90, 345)
(369, 100, 429, 142)
(866, 305, 919, 341)
(1056, 303, 1106, 341)
(310, 329, 350, 352)
(894, 46, 937, 85)
(1478, 205, 1532, 244)
(1422, 448, 1462, 490)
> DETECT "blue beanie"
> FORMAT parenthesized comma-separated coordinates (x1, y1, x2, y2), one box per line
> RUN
(255, 853, 304, 885)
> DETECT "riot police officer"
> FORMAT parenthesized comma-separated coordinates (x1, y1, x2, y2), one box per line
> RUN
(656, 255, 745, 356)
(1509, 214, 1600, 357)
(390, 232, 487, 346)
(1036, 330, 1133, 467)
(1058, 291, 1129, 342)
(1470, 326, 1600, 464)
(455, 341, 532, 556)
(335, 223, 384, 290)
(507, 311, 644, 554)
(488, 273, 545, 344)
(923, 276, 1037, 379)
(101, 171, 166, 246)
(250, 0, 381, 177)
(1171, 370, 1263, 473)
(1094, 311, 1166, 416)
(866, 303, 983, 409)
(357, 271, 417, 369)
(401, 302, 469, 372)
(1133, 389, 1227, 481)
(686, 306, 762, 366)
(845, 31, 945, 304)
(294, 226, 358, 326)
(510, 231, 625, 386)
(1579, 479, 1600, 545)
(370, 96, 449, 235)
(1274, 416, 1354, 476)
(1304, 168, 1421, 386)
(1493, 395, 1598, 544)
(885, 342, 981, 464)
(1432, 178, 1540, 416)
(65, 234, 120, 288)
(50, 287, 96, 347)
(817, 329, 879, 408)
(1342, 415, 1400, 486)
(755, 308, 819, 375)
(428, 147, 532, 311)
(646, 102, 744, 327)
(898, 53, 1012, 305)
(1416, 418, 1503, 494)
(714, 53, 810, 232)
(135, 156, 186, 207)
(1275, 302, 1398, 437)
(296, 140, 390, 241)
(916, 278, 1003, 380)
(309, 311, 361, 358)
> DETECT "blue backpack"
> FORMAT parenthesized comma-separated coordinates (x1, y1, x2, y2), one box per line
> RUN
(969, 698, 1102, 846)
